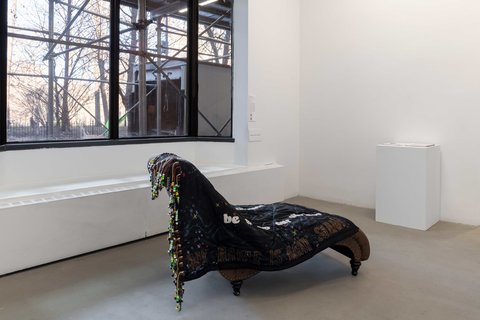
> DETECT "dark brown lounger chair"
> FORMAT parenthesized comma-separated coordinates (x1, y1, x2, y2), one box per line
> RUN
(148, 153, 370, 311)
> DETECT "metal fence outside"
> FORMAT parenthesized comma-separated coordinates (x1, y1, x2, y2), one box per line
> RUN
(7, 122, 108, 142)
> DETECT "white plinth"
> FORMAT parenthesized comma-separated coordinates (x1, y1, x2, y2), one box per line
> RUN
(376, 143, 441, 230)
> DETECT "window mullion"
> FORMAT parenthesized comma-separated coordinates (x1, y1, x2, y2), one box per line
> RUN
(109, 0, 120, 140)
(187, 0, 199, 136)
(0, 0, 7, 146)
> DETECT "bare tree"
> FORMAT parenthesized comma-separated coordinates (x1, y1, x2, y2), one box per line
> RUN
(120, 7, 138, 113)
(7, 0, 111, 137)
(61, 0, 73, 132)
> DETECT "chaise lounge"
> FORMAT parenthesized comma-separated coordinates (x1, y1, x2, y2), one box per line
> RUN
(148, 153, 370, 311)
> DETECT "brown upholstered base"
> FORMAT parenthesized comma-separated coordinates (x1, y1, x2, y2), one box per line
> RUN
(219, 229, 370, 295)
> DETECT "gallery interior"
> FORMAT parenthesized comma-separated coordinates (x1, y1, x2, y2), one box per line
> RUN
(0, 0, 479, 319)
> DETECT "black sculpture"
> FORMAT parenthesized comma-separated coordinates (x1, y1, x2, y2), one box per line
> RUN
(148, 153, 370, 311)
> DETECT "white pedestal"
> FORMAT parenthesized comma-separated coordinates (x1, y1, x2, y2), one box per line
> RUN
(376, 143, 441, 230)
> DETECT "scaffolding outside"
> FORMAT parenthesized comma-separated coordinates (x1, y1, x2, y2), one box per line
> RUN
(5, 0, 232, 143)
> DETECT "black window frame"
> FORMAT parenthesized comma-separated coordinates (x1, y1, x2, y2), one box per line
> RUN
(0, 0, 234, 152)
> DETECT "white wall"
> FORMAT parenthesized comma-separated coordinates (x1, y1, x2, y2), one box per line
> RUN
(300, 0, 480, 225)
(0, 143, 198, 193)
(248, 0, 300, 198)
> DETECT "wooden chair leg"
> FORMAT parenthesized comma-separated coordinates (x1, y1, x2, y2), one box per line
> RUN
(330, 229, 370, 275)
(219, 269, 259, 296)
(231, 280, 243, 296)
(350, 259, 361, 276)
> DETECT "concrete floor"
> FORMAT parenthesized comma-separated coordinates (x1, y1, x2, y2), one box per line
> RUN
(1, 197, 479, 320)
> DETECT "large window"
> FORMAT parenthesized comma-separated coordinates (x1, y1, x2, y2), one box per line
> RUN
(0, 0, 232, 148)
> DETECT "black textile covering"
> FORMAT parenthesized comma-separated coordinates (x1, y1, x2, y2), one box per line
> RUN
(148, 153, 359, 282)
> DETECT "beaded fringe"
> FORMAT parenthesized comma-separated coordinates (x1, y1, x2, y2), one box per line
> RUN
(149, 158, 185, 311)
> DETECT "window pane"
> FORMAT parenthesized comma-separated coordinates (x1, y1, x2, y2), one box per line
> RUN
(119, 0, 188, 138)
(7, 0, 111, 142)
(198, 0, 232, 137)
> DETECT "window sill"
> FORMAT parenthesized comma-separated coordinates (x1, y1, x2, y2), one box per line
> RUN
(0, 136, 234, 152)
(0, 162, 282, 210)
